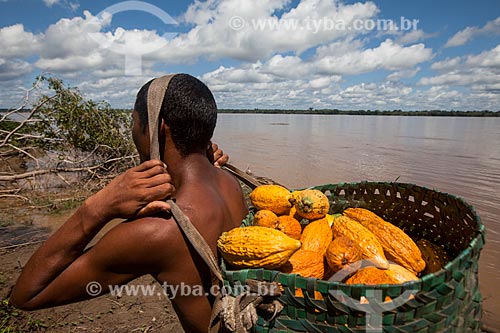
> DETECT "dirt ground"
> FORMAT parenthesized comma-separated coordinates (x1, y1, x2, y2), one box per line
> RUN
(0, 196, 184, 333)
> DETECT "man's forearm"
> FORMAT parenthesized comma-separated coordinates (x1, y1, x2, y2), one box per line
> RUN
(10, 194, 109, 308)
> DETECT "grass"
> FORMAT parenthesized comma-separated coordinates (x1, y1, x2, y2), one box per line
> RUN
(0, 299, 48, 332)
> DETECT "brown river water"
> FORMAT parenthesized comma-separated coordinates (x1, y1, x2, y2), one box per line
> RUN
(213, 114, 500, 330)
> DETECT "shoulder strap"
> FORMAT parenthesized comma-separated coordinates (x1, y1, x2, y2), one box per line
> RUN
(167, 199, 223, 281)
(147, 75, 223, 282)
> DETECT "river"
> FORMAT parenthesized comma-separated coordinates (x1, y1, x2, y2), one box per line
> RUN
(213, 113, 500, 330)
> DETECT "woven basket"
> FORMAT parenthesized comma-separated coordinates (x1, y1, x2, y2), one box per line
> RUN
(222, 182, 486, 332)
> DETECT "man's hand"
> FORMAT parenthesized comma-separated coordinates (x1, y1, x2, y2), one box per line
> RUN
(90, 160, 175, 221)
(207, 142, 229, 167)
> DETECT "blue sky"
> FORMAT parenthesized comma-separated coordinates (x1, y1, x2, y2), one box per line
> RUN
(1, 0, 500, 110)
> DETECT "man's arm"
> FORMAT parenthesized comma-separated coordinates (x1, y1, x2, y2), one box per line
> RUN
(12, 215, 178, 309)
(10, 160, 174, 309)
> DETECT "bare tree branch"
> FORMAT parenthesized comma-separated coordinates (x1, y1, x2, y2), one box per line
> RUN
(6, 143, 41, 168)
(0, 155, 137, 181)
(0, 94, 57, 147)
(1, 74, 137, 196)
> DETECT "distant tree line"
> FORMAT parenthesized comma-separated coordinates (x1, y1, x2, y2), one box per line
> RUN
(3, 108, 499, 117)
(217, 109, 500, 117)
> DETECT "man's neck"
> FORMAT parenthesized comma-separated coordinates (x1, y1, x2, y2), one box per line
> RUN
(164, 153, 211, 191)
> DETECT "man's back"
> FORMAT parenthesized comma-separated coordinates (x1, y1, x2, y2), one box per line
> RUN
(140, 157, 247, 332)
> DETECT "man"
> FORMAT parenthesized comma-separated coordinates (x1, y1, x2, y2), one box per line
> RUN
(10, 74, 249, 332)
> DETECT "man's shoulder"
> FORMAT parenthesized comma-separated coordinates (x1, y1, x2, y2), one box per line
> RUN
(119, 214, 180, 241)
(95, 214, 182, 258)
(88, 213, 188, 275)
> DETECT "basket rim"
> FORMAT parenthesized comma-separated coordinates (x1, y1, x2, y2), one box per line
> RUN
(222, 181, 486, 290)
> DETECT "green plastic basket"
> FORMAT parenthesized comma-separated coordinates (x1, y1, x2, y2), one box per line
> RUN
(222, 182, 486, 333)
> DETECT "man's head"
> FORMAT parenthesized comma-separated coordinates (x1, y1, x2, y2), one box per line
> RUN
(133, 74, 217, 161)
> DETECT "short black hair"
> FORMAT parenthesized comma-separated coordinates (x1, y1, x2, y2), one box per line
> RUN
(134, 74, 217, 157)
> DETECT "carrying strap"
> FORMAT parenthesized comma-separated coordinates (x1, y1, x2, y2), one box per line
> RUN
(147, 75, 283, 333)
(147, 74, 174, 162)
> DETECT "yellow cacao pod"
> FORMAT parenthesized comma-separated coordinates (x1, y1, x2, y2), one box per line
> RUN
(331, 215, 389, 269)
(276, 215, 302, 240)
(343, 208, 425, 274)
(325, 214, 335, 227)
(280, 250, 324, 279)
(253, 210, 279, 228)
(386, 264, 419, 283)
(300, 218, 332, 256)
(294, 189, 329, 220)
(250, 185, 292, 215)
(346, 266, 399, 285)
(217, 226, 301, 269)
(325, 236, 363, 273)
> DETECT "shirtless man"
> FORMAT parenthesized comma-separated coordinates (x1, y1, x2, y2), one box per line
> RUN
(10, 74, 248, 332)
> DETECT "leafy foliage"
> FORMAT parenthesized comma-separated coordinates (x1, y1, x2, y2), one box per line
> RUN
(31, 75, 134, 157)
(0, 74, 138, 191)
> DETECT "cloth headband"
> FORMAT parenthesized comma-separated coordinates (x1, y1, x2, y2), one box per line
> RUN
(147, 74, 176, 160)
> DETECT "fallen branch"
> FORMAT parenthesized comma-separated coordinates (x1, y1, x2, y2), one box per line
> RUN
(0, 189, 21, 194)
(0, 94, 56, 147)
(0, 240, 45, 251)
(6, 143, 40, 168)
(0, 194, 32, 202)
(0, 155, 137, 181)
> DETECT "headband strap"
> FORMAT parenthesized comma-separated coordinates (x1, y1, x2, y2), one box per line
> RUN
(147, 74, 176, 160)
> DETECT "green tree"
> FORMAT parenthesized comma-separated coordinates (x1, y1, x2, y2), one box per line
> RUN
(32, 75, 134, 158)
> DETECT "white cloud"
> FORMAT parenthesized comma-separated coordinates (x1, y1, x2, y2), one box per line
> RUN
(309, 77, 332, 89)
(396, 29, 436, 45)
(32, 11, 165, 75)
(0, 79, 29, 108)
(445, 16, 500, 48)
(465, 44, 500, 68)
(77, 75, 156, 107)
(387, 68, 420, 81)
(36, 54, 105, 73)
(42, 0, 79, 11)
(314, 39, 433, 75)
(167, 0, 379, 62)
(200, 37, 430, 90)
(419, 69, 499, 87)
(43, 0, 59, 7)
(430, 57, 462, 71)
(0, 1, 423, 81)
(200, 52, 430, 110)
(38, 11, 105, 60)
(420, 44, 500, 89)
(0, 59, 33, 80)
(416, 43, 500, 110)
(0, 24, 40, 59)
(264, 55, 310, 79)
(333, 82, 413, 107)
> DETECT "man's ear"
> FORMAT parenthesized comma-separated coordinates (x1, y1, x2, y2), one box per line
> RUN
(159, 118, 172, 137)
(159, 118, 169, 161)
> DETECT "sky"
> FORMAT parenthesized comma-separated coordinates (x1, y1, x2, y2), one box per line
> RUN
(1, 0, 500, 111)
